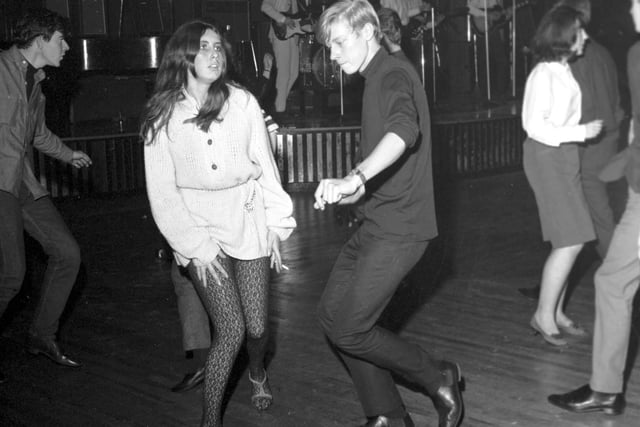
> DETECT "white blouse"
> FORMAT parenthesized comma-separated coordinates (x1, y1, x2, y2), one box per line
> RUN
(144, 85, 296, 266)
(522, 61, 587, 147)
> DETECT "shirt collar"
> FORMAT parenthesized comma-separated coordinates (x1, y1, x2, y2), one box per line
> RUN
(9, 45, 46, 83)
(360, 47, 387, 79)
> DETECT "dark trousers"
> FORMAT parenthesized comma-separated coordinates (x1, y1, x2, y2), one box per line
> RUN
(317, 227, 442, 417)
(171, 260, 211, 352)
(0, 185, 81, 339)
(579, 130, 619, 258)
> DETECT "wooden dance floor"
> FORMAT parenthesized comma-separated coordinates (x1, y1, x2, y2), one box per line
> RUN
(1, 171, 640, 426)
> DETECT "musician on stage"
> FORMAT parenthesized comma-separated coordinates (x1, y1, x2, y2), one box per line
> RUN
(380, 0, 433, 25)
(467, 0, 510, 99)
(261, 0, 301, 114)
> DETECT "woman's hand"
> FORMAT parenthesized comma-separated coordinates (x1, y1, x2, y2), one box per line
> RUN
(267, 230, 283, 273)
(585, 120, 604, 139)
(193, 253, 228, 287)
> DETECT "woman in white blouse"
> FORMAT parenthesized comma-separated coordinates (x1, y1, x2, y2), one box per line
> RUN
(522, 6, 602, 347)
(141, 21, 296, 425)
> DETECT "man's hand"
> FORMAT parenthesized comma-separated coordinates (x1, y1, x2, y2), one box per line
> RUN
(193, 253, 228, 287)
(70, 151, 92, 168)
(313, 175, 363, 210)
(283, 17, 297, 29)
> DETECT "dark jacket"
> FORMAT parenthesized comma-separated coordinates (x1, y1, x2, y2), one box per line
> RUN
(0, 45, 73, 199)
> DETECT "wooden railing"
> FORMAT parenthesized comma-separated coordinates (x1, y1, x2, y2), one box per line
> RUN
(33, 133, 144, 198)
(276, 116, 526, 189)
(38, 116, 525, 198)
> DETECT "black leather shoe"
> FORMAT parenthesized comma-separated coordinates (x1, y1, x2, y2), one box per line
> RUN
(0, 369, 6, 383)
(171, 367, 205, 393)
(360, 413, 414, 427)
(548, 384, 625, 415)
(434, 361, 464, 427)
(27, 335, 81, 368)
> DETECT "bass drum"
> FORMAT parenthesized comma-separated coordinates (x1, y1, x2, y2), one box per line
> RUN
(311, 45, 356, 90)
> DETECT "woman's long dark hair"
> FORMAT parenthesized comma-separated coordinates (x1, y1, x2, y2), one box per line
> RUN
(141, 20, 235, 144)
(531, 5, 583, 63)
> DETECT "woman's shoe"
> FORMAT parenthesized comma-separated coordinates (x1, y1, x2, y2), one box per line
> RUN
(249, 370, 273, 411)
(558, 322, 588, 337)
(529, 317, 568, 346)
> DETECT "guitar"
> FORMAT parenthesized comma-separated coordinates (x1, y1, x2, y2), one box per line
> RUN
(470, 0, 534, 35)
(408, 11, 446, 40)
(272, 12, 315, 40)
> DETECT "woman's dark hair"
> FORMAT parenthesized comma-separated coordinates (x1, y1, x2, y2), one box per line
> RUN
(141, 20, 237, 144)
(531, 5, 584, 62)
(14, 8, 70, 49)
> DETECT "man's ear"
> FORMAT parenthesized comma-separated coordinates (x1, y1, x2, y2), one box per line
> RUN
(361, 22, 375, 41)
(34, 35, 45, 50)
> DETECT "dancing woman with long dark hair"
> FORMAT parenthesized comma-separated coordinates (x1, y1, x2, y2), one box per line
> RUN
(141, 20, 296, 426)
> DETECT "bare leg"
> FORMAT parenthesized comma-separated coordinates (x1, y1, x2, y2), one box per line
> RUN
(533, 244, 583, 334)
(555, 286, 575, 327)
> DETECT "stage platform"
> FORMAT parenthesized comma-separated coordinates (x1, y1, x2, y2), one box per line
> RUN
(268, 87, 521, 129)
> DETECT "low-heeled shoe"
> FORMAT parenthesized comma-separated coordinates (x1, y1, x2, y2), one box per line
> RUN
(548, 384, 625, 415)
(27, 335, 81, 368)
(558, 322, 588, 337)
(435, 361, 464, 427)
(360, 413, 415, 427)
(529, 317, 568, 346)
(171, 367, 205, 393)
(0, 369, 6, 383)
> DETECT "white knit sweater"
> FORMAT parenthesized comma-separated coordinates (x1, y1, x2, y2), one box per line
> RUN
(144, 85, 296, 266)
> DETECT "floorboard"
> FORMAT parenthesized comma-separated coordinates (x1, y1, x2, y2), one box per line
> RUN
(1, 171, 639, 426)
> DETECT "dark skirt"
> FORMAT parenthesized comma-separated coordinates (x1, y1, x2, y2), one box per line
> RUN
(523, 138, 595, 248)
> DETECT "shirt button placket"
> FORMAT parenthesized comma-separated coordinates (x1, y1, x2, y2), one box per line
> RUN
(207, 138, 216, 170)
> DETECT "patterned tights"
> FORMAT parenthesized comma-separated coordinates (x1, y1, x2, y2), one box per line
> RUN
(189, 255, 270, 427)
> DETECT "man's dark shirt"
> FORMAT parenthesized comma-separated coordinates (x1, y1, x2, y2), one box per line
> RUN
(570, 39, 623, 132)
(358, 48, 437, 241)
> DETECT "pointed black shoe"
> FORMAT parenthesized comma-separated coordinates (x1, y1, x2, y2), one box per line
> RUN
(548, 384, 625, 415)
(27, 335, 81, 368)
(360, 413, 415, 427)
(0, 369, 5, 383)
(171, 367, 205, 393)
(434, 361, 464, 427)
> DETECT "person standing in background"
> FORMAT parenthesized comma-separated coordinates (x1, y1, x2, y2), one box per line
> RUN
(261, 0, 301, 114)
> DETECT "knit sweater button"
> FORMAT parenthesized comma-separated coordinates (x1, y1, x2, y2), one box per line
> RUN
(211, 163, 217, 170)
(207, 139, 212, 145)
